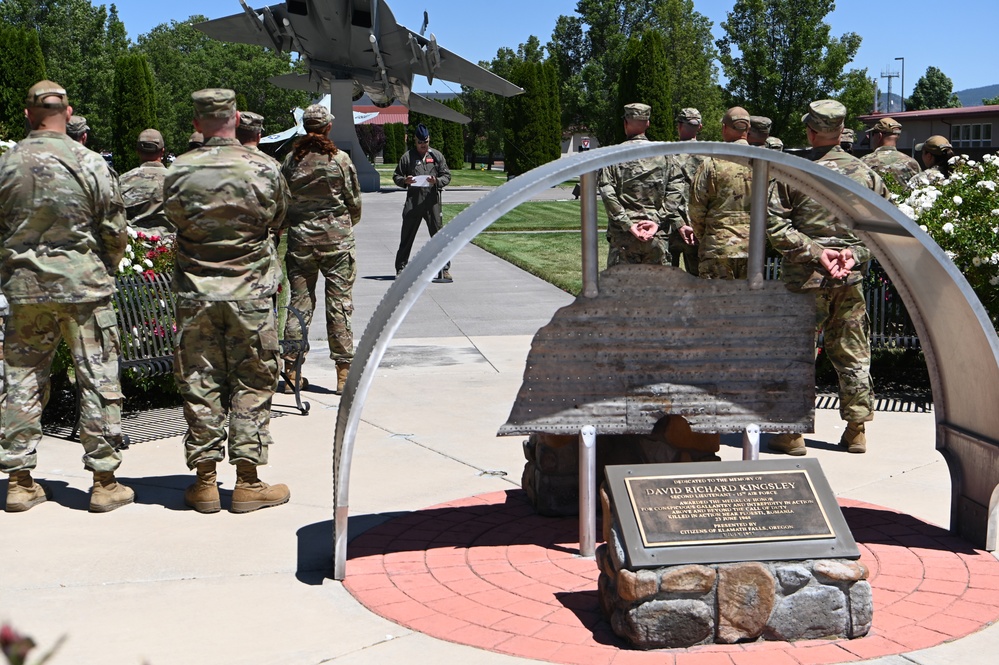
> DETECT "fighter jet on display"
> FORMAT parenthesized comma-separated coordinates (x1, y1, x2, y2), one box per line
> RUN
(195, 0, 523, 124)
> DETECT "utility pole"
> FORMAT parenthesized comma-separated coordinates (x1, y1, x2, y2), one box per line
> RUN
(872, 77, 880, 113)
(881, 66, 900, 114)
(895, 57, 906, 112)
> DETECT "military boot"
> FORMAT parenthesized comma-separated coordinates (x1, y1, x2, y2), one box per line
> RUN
(6, 470, 52, 512)
(231, 462, 290, 513)
(184, 461, 221, 513)
(282, 367, 309, 394)
(335, 361, 350, 395)
(89, 471, 135, 513)
(840, 422, 867, 454)
(769, 433, 807, 456)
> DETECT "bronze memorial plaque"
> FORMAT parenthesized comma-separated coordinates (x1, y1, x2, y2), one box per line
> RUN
(605, 459, 860, 568)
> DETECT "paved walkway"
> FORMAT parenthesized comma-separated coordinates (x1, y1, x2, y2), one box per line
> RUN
(2, 183, 997, 665)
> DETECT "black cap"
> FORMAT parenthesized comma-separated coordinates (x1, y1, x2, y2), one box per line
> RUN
(415, 123, 430, 141)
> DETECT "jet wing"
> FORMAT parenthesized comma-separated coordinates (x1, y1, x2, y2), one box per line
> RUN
(269, 72, 327, 93)
(432, 46, 523, 97)
(407, 93, 471, 124)
(195, 3, 276, 50)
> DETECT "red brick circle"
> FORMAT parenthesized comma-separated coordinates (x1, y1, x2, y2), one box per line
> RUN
(344, 490, 999, 665)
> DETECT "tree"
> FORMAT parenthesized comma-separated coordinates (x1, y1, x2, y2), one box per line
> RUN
(906, 66, 962, 111)
(0, 0, 128, 150)
(382, 122, 404, 164)
(984, 95, 999, 106)
(717, 0, 862, 145)
(836, 68, 876, 134)
(112, 53, 158, 173)
(654, 0, 724, 142)
(355, 123, 386, 163)
(504, 59, 560, 176)
(0, 22, 47, 141)
(440, 98, 466, 169)
(617, 32, 671, 142)
(135, 17, 307, 155)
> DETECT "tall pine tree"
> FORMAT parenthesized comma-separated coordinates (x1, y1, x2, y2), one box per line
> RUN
(0, 23, 47, 141)
(112, 53, 158, 173)
(504, 60, 560, 176)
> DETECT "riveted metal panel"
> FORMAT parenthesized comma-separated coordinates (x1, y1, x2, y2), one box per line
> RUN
(499, 265, 816, 436)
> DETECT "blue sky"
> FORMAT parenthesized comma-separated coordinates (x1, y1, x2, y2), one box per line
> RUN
(115, 0, 997, 100)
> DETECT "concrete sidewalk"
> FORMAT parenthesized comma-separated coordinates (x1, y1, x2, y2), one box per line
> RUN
(1, 184, 995, 665)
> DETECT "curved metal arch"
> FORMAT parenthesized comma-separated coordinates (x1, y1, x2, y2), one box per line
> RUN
(332, 141, 999, 578)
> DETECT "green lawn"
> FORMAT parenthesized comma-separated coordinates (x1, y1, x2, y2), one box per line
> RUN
(376, 163, 511, 188)
(442, 200, 608, 294)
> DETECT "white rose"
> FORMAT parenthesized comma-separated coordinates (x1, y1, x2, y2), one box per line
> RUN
(954, 195, 964, 205)
(943, 222, 955, 234)
(992, 275, 999, 286)
(143, 259, 153, 268)
(118, 257, 132, 270)
(973, 257, 983, 267)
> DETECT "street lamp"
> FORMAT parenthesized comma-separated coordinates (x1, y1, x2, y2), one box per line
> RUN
(895, 57, 905, 112)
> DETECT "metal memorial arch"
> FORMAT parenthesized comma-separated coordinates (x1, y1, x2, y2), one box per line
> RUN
(331, 141, 999, 580)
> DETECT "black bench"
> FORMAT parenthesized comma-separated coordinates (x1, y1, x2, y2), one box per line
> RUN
(70, 273, 310, 440)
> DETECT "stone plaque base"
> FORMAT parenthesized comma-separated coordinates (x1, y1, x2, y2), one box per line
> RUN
(597, 491, 873, 649)
(521, 417, 721, 517)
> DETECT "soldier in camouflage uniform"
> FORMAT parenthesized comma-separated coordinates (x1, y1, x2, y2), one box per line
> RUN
(164, 89, 291, 514)
(908, 135, 955, 189)
(281, 104, 362, 395)
(598, 103, 682, 267)
(748, 116, 773, 147)
(768, 100, 891, 456)
(237, 111, 266, 151)
(67, 114, 119, 180)
(840, 128, 856, 153)
(765, 137, 784, 151)
(667, 107, 706, 276)
(0, 80, 132, 513)
(682, 107, 754, 280)
(119, 128, 172, 236)
(861, 117, 921, 186)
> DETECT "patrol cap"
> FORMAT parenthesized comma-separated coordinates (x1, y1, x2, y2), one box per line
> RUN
(188, 131, 204, 147)
(721, 106, 751, 131)
(765, 136, 784, 151)
(66, 115, 90, 137)
(801, 99, 846, 132)
(25, 80, 68, 109)
(623, 103, 652, 120)
(675, 107, 701, 125)
(137, 128, 164, 152)
(238, 111, 265, 133)
(869, 117, 902, 135)
(749, 116, 772, 135)
(915, 135, 953, 156)
(840, 128, 856, 143)
(414, 123, 430, 141)
(302, 104, 334, 129)
(191, 88, 237, 119)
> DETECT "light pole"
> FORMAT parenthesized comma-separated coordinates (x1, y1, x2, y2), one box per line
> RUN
(895, 57, 905, 112)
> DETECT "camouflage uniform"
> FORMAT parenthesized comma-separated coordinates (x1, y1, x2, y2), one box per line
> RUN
(120, 161, 170, 234)
(0, 129, 127, 474)
(688, 139, 753, 280)
(861, 146, 921, 186)
(393, 133, 451, 273)
(769, 133, 889, 423)
(598, 134, 681, 267)
(281, 132, 362, 367)
(164, 111, 289, 469)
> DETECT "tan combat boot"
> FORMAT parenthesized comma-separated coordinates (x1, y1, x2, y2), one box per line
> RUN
(840, 422, 867, 454)
(231, 462, 290, 513)
(335, 361, 350, 394)
(184, 461, 221, 513)
(282, 367, 309, 394)
(6, 470, 52, 512)
(769, 433, 807, 456)
(89, 471, 135, 513)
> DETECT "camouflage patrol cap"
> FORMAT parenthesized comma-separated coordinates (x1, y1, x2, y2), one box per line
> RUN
(25, 80, 68, 109)
(721, 107, 751, 131)
(239, 111, 265, 133)
(840, 128, 856, 144)
(137, 128, 164, 152)
(66, 115, 90, 138)
(869, 117, 902, 135)
(302, 104, 334, 129)
(188, 132, 204, 147)
(675, 107, 702, 125)
(765, 136, 784, 151)
(749, 116, 772, 136)
(801, 99, 846, 132)
(915, 135, 953, 156)
(191, 88, 237, 119)
(623, 103, 652, 120)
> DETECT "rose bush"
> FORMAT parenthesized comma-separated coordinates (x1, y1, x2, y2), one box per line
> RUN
(118, 227, 175, 279)
(894, 153, 999, 328)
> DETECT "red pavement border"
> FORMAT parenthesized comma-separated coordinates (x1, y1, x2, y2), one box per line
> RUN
(344, 490, 999, 664)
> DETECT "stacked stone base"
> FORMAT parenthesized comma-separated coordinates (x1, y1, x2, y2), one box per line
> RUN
(596, 541, 872, 648)
(522, 416, 721, 516)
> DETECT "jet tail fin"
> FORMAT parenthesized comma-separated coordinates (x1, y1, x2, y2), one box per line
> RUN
(407, 93, 470, 124)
